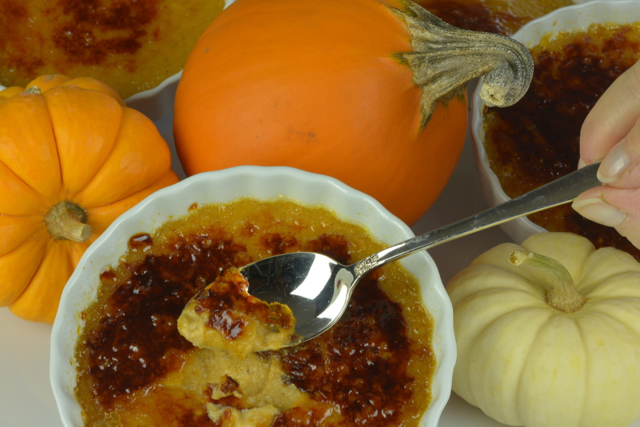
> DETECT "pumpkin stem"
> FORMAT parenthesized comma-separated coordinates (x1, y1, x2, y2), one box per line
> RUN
(509, 250, 586, 313)
(391, 1, 534, 128)
(45, 201, 92, 243)
(24, 86, 41, 94)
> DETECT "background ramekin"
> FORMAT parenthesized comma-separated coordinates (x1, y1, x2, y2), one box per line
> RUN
(471, 0, 640, 244)
(50, 166, 456, 427)
(0, 0, 236, 123)
(125, 0, 237, 121)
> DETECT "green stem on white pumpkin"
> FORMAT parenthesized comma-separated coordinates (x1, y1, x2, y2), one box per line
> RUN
(509, 250, 586, 313)
(44, 200, 92, 242)
(390, 0, 534, 128)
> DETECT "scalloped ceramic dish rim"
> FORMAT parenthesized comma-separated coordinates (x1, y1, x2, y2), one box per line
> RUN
(471, 0, 640, 244)
(50, 166, 456, 427)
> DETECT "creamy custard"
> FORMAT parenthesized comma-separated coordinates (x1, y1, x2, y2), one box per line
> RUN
(74, 198, 435, 426)
(178, 266, 297, 358)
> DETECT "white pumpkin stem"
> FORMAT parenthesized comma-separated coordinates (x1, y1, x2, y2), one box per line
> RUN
(509, 250, 586, 313)
(390, 0, 534, 128)
(44, 200, 92, 243)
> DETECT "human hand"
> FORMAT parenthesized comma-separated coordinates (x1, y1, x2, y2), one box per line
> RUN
(572, 59, 640, 247)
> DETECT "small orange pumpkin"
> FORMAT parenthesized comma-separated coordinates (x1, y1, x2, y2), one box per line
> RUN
(174, 0, 532, 225)
(0, 74, 179, 324)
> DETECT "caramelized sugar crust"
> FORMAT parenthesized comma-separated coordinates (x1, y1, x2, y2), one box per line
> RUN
(192, 268, 295, 338)
(74, 198, 435, 426)
(482, 23, 640, 259)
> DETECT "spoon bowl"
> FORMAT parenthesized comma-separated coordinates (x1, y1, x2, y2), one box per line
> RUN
(242, 251, 357, 344)
(243, 162, 602, 346)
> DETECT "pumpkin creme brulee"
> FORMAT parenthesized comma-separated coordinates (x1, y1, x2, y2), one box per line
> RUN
(74, 198, 436, 426)
(0, 0, 226, 99)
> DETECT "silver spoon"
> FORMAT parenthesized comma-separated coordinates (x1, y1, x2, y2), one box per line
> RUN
(242, 162, 602, 346)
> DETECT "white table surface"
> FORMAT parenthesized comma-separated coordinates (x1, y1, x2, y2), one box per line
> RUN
(2, 111, 639, 427)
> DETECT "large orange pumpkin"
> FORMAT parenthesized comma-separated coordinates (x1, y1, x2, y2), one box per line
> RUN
(174, 0, 532, 225)
(0, 75, 179, 324)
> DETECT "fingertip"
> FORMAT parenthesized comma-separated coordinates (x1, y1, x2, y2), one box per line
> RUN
(597, 141, 630, 183)
(579, 61, 640, 163)
(617, 224, 640, 250)
(572, 197, 628, 228)
(579, 111, 610, 161)
(577, 158, 586, 169)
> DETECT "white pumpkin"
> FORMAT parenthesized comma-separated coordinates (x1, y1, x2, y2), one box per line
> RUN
(447, 232, 640, 427)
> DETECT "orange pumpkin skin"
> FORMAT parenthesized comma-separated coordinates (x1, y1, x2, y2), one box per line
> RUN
(0, 75, 179, 324)
(173, 0, 467, 226)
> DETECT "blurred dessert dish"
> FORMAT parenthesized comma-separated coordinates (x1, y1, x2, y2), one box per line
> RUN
(0, 0, 226, 99)
(73, 197, 436, 426)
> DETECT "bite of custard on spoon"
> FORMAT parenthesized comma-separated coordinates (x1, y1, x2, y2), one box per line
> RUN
(178, 267, 297, 358)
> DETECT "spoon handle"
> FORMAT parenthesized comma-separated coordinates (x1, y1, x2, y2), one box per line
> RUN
(353, 162, 602, 277)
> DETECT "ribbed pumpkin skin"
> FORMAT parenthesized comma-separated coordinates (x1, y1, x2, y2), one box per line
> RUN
(0, 75, 179, 324)
(173, 0, 468, 225)
(448, 232, 640, 427)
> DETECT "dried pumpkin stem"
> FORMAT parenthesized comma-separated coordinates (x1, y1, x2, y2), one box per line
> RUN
(509, 250, 586, 313)
(45, 200, 92, 242)
(391, 0, 534, 128)
(24, 86, 41, 94)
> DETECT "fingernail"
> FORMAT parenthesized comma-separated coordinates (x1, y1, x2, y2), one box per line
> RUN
(598, 142, 629, 183)
(578, 158, 586, 169)
(572, 198, 628, 227)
